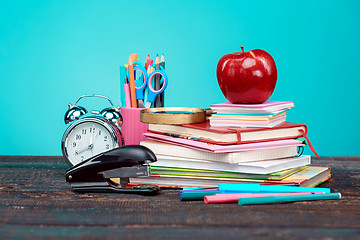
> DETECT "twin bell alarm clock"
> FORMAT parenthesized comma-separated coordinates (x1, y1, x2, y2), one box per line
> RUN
(61, 94, 124, 166)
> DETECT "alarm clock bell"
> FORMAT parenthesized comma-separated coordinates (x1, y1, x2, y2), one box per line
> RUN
(64, 105, 87, 124)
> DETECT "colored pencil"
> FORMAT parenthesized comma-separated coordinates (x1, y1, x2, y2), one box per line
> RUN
(154, 54, 161, 107)
(128, 55, 137, 108)
(130, 53, 137, 80)
(159, 54, 165, 107)
(130, 53, 137, 62)
(145, 54, 150, 70)
(150, 66, 155, 108)
(146, 58, 153, 76)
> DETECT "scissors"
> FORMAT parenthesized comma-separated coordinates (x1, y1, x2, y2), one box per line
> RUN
(130, 61, 168, 108)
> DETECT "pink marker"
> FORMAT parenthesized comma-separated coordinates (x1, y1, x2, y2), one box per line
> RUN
(124, 84, 131, 108)
(204, 192, 324, 204)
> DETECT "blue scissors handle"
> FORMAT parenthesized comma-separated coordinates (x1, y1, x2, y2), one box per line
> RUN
(147, 70, 168, 104)
(133, 62, 148, 100)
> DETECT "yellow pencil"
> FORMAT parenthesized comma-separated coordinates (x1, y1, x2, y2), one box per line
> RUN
(128, 55, 137, 108)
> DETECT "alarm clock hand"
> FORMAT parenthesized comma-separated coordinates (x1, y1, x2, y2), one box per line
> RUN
(88, 125, 97, 153)
(89, 125, 95, 145)
(75, 145, 92, 156)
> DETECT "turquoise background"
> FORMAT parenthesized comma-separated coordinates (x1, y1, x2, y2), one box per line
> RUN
(1, 0, 359, 156)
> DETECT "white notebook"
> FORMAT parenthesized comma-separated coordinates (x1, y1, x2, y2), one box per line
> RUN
(150, 155, 311, 175)
(141, 140, 299, 164)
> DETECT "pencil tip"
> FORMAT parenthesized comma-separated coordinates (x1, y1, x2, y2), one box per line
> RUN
(155, 55, 160, 64)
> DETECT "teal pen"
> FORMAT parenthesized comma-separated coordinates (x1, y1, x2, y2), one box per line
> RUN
(218, 184, 330, 194)
(238, 193, 341, 205)
(120, 66, 127, 107)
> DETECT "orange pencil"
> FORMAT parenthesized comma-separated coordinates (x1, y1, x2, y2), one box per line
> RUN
(130, 53, 138, 61)
(128, 55, 137, 108)
(130, 53, 138, 80)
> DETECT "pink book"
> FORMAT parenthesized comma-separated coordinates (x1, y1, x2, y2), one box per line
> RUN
(147, 121, 306, 145)
(210, 101, 294, 109)
(143, 132, 303, 153)
(210, 101, 294, 114)
(209, 116, 286, 128)
(204, 192, 323, 204)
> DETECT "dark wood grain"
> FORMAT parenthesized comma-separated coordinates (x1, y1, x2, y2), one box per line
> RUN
(0, 156, 359, 239)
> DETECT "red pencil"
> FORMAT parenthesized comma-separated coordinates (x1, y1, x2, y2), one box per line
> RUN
(145, 54, 150, 70)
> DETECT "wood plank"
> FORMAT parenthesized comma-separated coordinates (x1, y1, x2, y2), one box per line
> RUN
(0, 156, 359, 239)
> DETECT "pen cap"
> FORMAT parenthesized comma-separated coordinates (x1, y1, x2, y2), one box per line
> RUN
(180, 191, 219, 201)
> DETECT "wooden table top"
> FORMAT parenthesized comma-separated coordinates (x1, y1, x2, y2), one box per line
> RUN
(0, 156, 359, 239)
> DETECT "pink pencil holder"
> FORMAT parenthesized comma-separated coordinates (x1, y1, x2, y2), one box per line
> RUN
(121, 107, 149, 145)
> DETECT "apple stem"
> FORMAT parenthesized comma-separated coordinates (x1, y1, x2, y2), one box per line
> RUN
(241, 46, 244, 53)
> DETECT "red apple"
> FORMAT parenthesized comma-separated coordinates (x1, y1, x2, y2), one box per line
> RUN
(216, 47, 277, 104)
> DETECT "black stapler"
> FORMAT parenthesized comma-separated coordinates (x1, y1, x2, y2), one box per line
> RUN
(65, 145, 160, 195)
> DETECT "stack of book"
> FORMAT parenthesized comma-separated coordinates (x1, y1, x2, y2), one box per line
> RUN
(209, 101, 294, 127)
(129, 101, 329, 188)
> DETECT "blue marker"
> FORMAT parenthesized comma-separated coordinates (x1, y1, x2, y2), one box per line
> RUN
(119, 66, 127, 107)
(218, 184, 330, 194)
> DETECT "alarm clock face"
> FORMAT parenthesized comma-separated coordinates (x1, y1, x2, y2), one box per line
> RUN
(62, 118, 119, 166)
